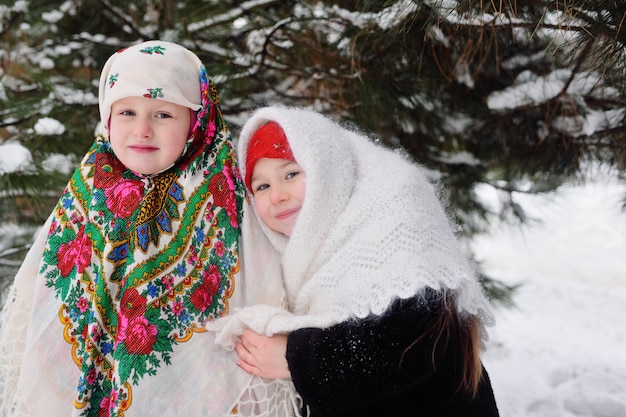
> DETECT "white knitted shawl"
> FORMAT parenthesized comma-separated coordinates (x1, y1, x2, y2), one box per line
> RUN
(207, 107, 493, 411)
(207, 106, 495, 416)
(213, 105, 495, 336)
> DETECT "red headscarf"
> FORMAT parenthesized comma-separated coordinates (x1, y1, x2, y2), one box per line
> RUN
(244, 121, 294, 191)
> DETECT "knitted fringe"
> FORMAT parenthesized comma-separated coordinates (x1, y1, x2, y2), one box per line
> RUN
(230, 378, 303, 417)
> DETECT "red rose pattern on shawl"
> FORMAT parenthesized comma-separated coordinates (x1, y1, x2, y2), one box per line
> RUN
(116, 289, 158, 355)
(104, 179, 143, 218)
(208, 159, 239, 228)
(190, 264, 221, 312)
(57, 225, 92, 277)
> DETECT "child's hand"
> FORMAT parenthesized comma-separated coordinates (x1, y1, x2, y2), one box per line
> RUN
(235, 328, 291, 379)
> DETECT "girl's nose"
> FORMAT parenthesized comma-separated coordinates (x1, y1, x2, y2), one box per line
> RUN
(133, 118, 154, 138)
(270, 186, 288, 205)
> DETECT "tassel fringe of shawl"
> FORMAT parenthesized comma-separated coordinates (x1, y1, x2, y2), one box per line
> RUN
(207, 106, 495, 415)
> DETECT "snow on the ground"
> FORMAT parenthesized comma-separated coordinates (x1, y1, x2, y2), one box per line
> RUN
(472, 176, 626, 417)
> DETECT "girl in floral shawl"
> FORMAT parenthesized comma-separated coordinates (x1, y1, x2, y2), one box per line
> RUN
(0, 41, 249, 417)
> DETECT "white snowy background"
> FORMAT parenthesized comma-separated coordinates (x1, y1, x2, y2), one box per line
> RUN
(474, 174, 626, 417)
(1, 120, 625, 416)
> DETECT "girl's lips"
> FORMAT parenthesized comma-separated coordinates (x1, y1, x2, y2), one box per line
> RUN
(130, 145, 158, 153)
(275, 207, 299, 220)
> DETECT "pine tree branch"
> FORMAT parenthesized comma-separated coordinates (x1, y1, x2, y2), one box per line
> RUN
(186, 0, 281, 33)
(440, 14, 621, 41)
(582, 126, 626, 145)
(97, 0, 151, 40)
(0, 114, 30, 128)
(0, 244, 31, 261)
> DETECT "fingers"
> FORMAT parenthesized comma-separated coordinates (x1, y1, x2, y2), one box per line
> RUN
(235, 340, 262, 376)
(234, 330, 291, 379)
(237, 358, 259, 376)
(235, 330, 264, 367)
(238, 330, 260, 358)
(235, 340, 254, 362)
(241, 328, 261, 347)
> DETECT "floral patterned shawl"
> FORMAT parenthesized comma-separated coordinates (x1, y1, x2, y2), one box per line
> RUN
(0, 41, 249, 417)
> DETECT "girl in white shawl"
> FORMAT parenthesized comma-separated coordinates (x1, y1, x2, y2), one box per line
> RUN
(208, 106, 500, 417)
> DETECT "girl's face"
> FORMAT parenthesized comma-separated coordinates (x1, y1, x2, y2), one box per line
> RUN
(109, 96, 191, 175)
(250, 157, 306, 237)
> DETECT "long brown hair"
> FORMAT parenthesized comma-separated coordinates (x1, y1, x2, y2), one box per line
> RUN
(401, 292, 483, 397)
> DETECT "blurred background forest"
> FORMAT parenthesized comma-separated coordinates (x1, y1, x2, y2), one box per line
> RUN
(1, 0, 625, 305)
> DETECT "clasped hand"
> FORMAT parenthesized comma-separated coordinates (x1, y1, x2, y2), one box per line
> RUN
(235, 328, 291, 379)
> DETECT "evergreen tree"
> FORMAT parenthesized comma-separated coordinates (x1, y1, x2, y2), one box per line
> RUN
(1, 0, 625, 304)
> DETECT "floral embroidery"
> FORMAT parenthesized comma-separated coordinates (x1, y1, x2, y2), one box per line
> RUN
(104, 179, 143, 218)
(143, 87, 164, 99)
(56, 225, 92, 277)
(116, 289, 158, 355)
(140, 45, 166, 55)
(108, 73, 119, 88)
(190, 265, 221, 312)
(134, 173, 183, 253)
(209, 159, 240, 228)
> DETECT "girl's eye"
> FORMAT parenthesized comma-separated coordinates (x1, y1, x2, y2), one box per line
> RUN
(119, 110, 135, 116)
(156, 112, 172, 119)
(286, 171, 300, 180)
(254, 183, 269, 193)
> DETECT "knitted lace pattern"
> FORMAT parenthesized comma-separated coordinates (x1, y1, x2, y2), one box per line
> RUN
(207, 106, 495, 416)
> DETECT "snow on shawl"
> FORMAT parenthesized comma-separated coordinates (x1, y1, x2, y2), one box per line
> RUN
(207, 106, 494, 349)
